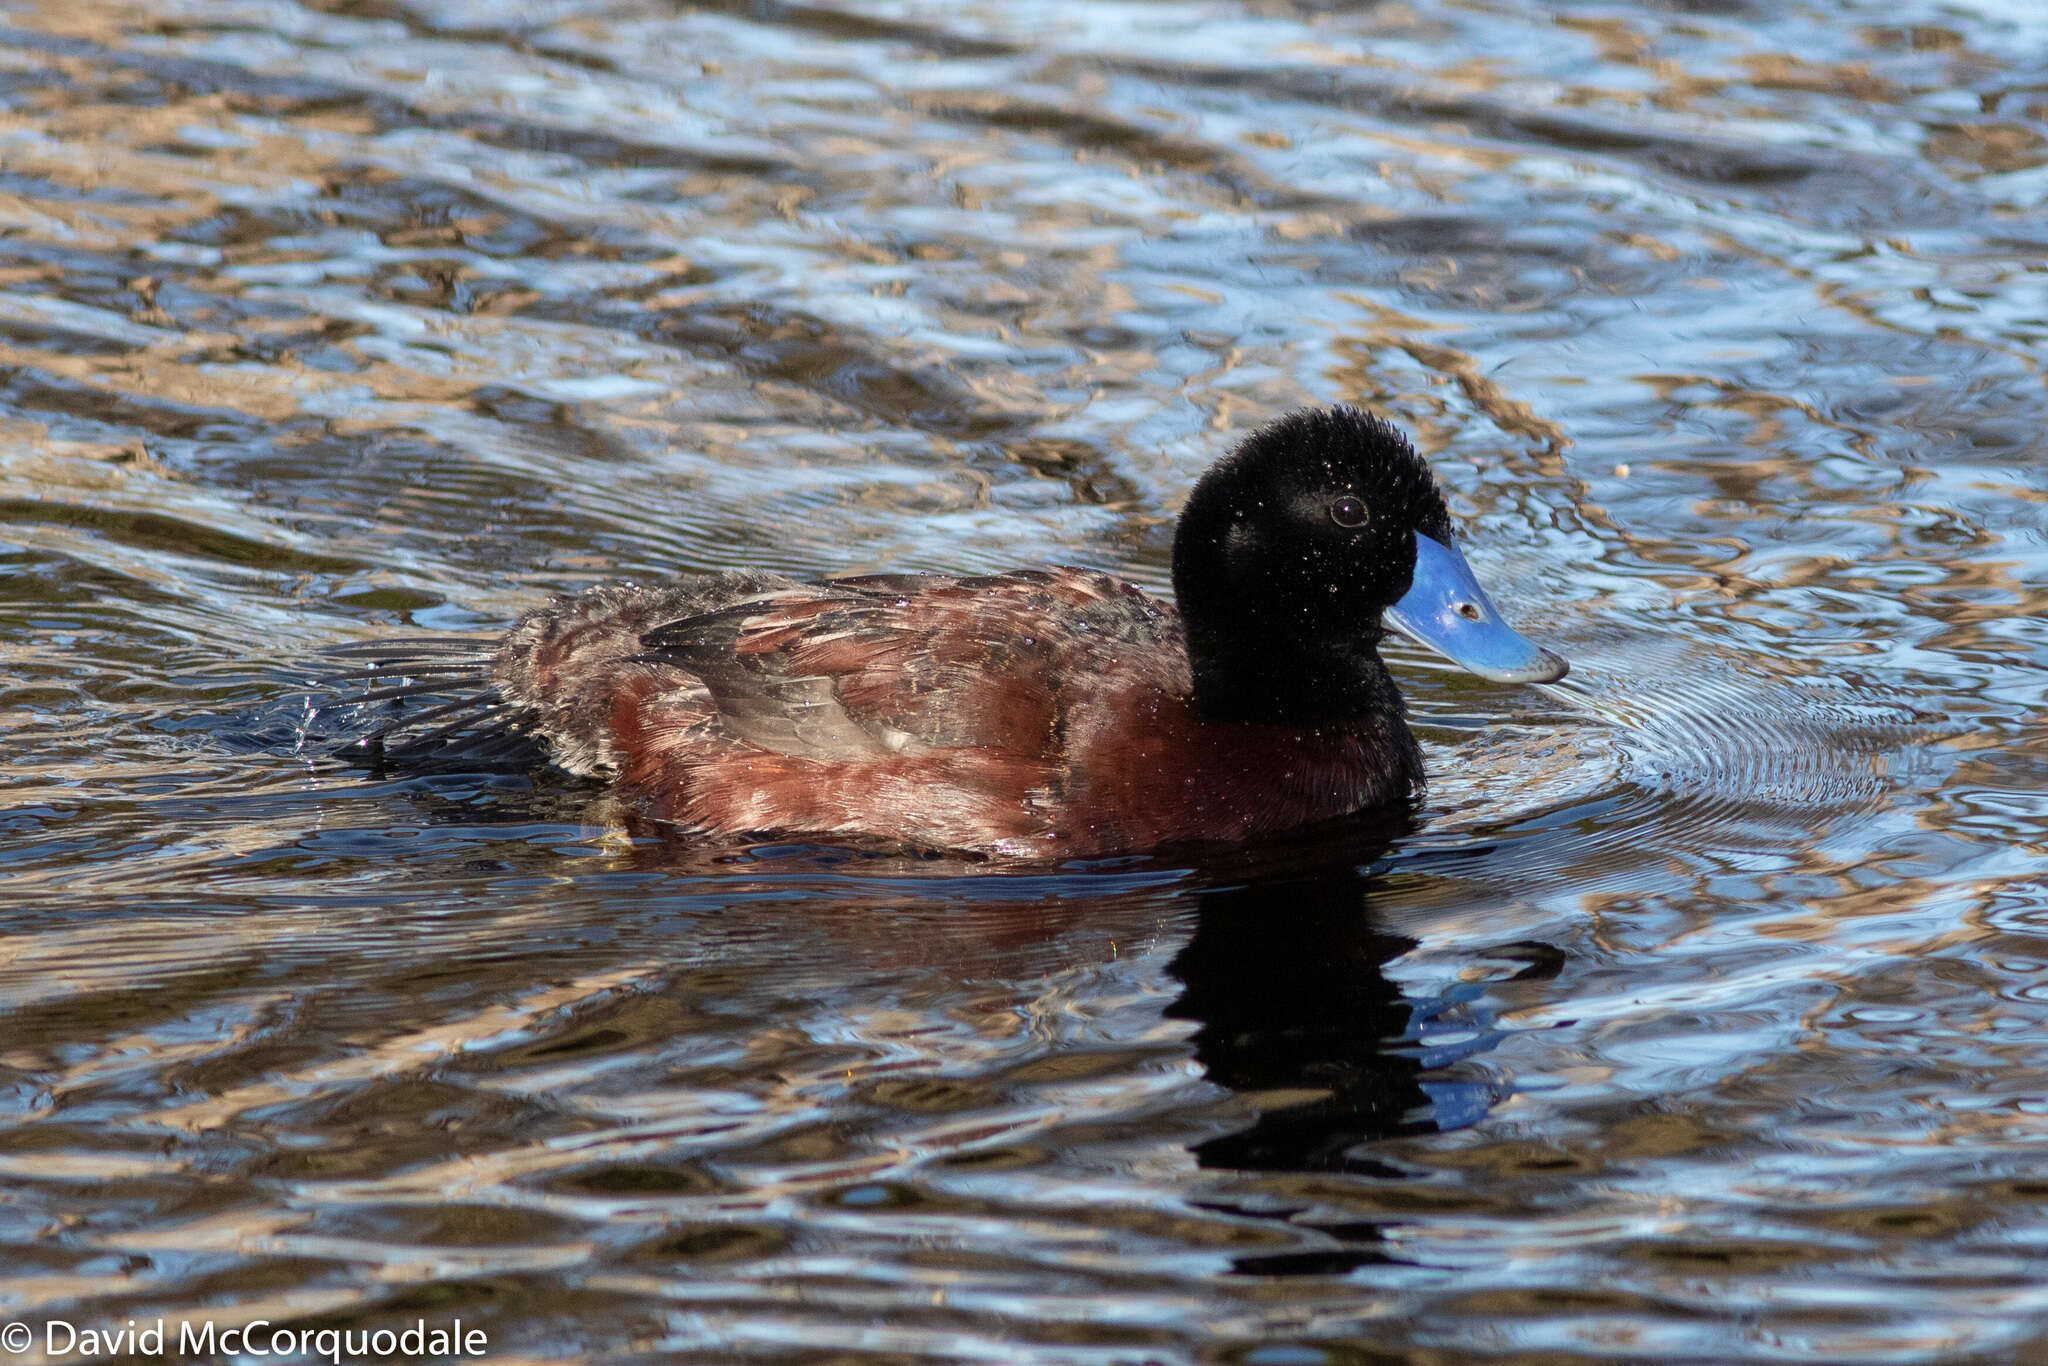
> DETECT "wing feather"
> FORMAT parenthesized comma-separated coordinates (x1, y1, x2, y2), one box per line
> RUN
(631, 569, 1176, 763)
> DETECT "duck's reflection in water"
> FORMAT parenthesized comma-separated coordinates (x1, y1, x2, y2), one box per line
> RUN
(1169, 839, 1550, 1274)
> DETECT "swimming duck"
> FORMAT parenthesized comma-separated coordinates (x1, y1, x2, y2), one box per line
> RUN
(333, 406, 1565, 856)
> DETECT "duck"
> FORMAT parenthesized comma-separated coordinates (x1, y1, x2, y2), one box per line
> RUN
(330, 405, 1566, 857)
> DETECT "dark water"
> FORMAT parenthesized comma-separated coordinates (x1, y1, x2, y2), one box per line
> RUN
(3, 0, 2047, 1361)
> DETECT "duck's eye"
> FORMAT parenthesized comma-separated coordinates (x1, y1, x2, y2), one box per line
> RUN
(1329, 496, 1369, 529)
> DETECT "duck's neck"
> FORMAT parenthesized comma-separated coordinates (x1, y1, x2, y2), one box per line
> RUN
(1182, 623, 1407, 729)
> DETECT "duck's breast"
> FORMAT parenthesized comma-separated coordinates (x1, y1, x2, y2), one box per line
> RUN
(1054, 682, 1418, 852)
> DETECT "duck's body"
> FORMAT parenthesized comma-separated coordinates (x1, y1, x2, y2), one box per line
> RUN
(336, 407, 1564, 856)
(484, 568, 1419, 857)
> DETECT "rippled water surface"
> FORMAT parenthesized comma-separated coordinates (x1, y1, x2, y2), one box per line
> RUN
(4, 0, 2048, 1361)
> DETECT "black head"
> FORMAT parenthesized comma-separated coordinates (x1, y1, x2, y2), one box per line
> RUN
(1171, 406, 1454, 725)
